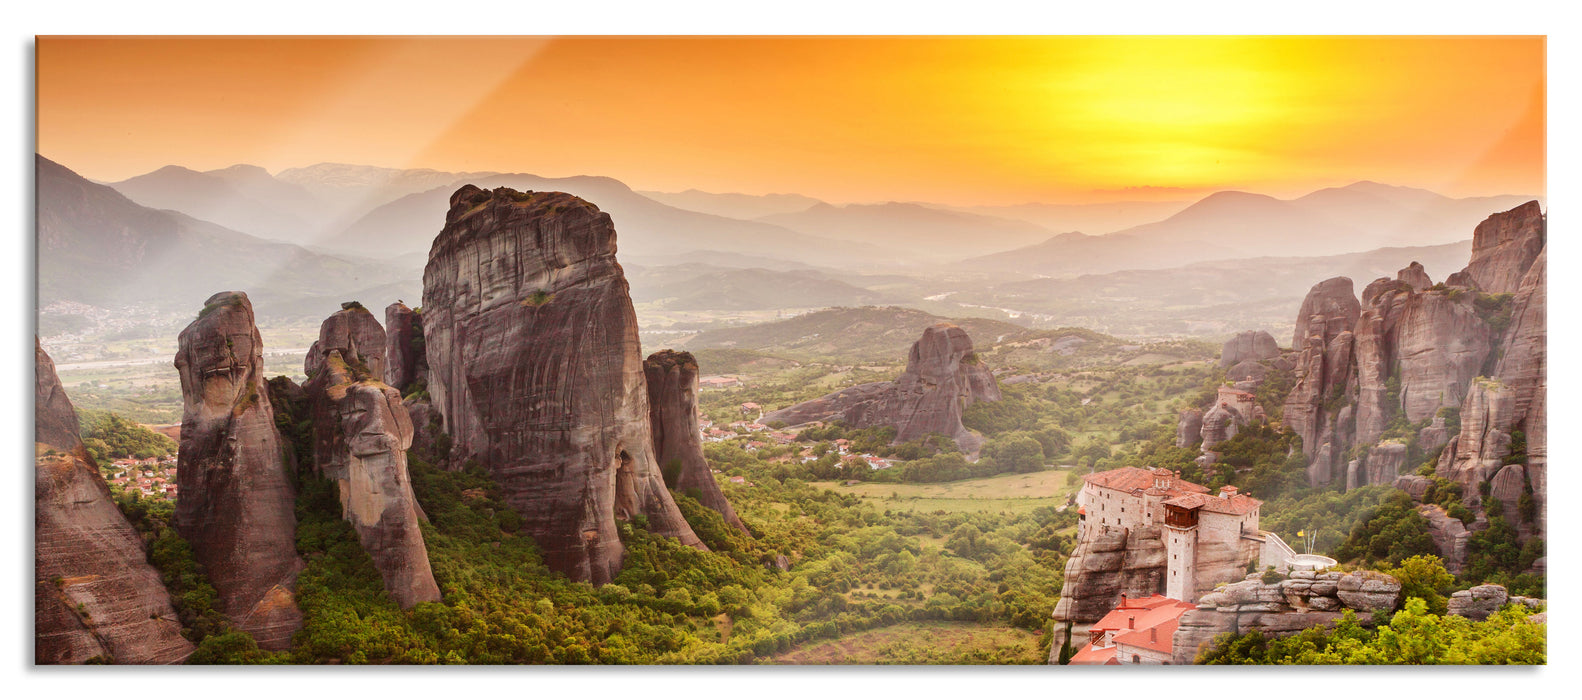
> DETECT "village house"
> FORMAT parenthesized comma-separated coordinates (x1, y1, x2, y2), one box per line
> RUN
(1068, 594, 1195, 665)
(1076, 466, 1295, 603)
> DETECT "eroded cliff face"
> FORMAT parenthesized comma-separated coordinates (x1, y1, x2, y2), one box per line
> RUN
(760, 323, 1001, 454)
(173, 291, 303, 649)
(1219, 330, 1279, 369)
(1051, 527, 1167, 626)
(422, 185, 702, 584)
(35, 339, 194, 665)
(384, 302, 426, 393)
(1460, 201, 1545, 295)
(1285, 266, 1493, 488)
(305, 306, 441, 608)
(644, 350, 749, 535)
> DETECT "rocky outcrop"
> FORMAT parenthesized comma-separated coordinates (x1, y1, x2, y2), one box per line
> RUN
(1172, 570, 1398, 664)
(384, 302, 426, 393)
(1418, 414, 1451, 453)
(1363, 442, 1407, 487)
(644, 350, 748, 535)
(1447, 584, 1509, 622)
(1437, 378, 1514, 498)
(1199, 402, 1243, 451)
(1394, 292, 1491, 423)
(1458, 201, 1545, 295)
(1397, 261, 1433, 291)
(305, 306, 441, 608)
(1417, 504, 1470, 573)
(35, 339, 194, 665)
(1496, 247, 1546, 534)
(421, 186, 702, 584)
(1283, 278, 1359, 482)
(1051, 527, 1166, 626)
(1219, 330, 1279, 369)
(1175, 408, 1203, 448)
(761, 323, 1001, 454)
(1290, 276, 1361, 350)
(173, 291, 303, 649)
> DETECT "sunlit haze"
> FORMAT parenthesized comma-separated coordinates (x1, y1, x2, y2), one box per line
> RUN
(38, 36, 1543, 205)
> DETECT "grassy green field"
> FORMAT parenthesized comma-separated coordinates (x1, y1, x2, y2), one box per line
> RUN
(767, 621, 1044, 665)
(811, 469, 1078, 514)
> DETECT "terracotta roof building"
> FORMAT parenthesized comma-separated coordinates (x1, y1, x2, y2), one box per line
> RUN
(1068, 594, 1195, 665)
(1076, 467, 1295, 603)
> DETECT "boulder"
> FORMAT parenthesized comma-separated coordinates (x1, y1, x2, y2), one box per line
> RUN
(173, 291, 303, 649)
(421, 186, 703, 584)
(1458, 201, 1545, 295)
(34, 339, 194, 665)
(1219, 330, 1280, 369)
(761, 323, 1000, 455)
(1448, 584, 1509, 621)
(1336, 571, 1401, 613)
(305, 306, 441, 608)
(644, 350, 749, 535)
(1489, 464, 1527, 524)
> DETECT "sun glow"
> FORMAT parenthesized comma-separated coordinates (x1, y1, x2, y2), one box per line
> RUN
(37, 36, 1542, 205)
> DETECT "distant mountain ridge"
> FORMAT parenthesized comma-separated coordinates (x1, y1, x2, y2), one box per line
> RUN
(968, 181, 1540, 277)
(676, 306, 1028, 361)
(38, 155, 418, 318)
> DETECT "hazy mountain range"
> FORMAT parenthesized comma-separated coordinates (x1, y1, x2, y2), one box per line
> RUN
(40, 154, 1542, 339)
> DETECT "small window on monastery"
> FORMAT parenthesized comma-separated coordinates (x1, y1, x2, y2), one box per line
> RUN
(1132, 655, 1140, 663)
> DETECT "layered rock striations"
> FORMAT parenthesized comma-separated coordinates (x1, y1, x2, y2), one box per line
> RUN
(644, 350, 749, 535)
(173, 291, 303, 649)
(1171, 571, 1400, 664)
(761, 323, 1001, 454)
(35, 339, 194, 664)
(1282, 278, 1360, 485)
(422, 185, 702, 584)
(305, 305, 441, 608)
(1458, 201, 1545, 295)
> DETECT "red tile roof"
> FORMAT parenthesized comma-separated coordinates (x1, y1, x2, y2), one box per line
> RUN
(1161, 491, 1262, 515)
(1084, 467, 1210, 496)
(1068, 643, 1121, 665)
(1113, 617, 1182, 655)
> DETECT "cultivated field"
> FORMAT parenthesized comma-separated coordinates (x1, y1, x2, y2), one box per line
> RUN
(811, 468, 1078, 514)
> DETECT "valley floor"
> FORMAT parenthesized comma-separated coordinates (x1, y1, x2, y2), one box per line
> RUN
(766, 621, 1044, 665)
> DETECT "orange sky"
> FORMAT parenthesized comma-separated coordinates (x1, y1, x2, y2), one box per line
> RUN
(36, 36, 1544, 205)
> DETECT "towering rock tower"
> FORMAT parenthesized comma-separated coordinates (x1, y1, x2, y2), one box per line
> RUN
(304, 304, 442, 608)
(422, 186, 703, 584)
(644, 350, 749, 535)
(760, 322, 1001, 455)
(35, 338, 194, 664)
(173, 291, 303, 649)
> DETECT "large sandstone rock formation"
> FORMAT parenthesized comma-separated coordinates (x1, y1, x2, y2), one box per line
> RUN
(422, 185, 703, 584)
(384, 302, 426, 393)
(1282, 277, 1360, 484)
(760, 323, 1001, 454)
(644, 350, 749, 535)
(173, 291, 303, 649)
(1174, 408, 1204, 449)
(1051, 527, 1166, 629)
(1219, 330, 1279, 369)
(305, 306, 441, 608)
(1458, 201, 1545, 294)
(35, 339, 194, 664)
